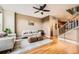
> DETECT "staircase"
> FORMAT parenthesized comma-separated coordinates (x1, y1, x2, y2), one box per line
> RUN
(58, 19, 79, 44)
(59, 19, 79, 35)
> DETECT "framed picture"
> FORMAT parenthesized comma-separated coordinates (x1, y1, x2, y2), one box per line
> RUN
(28, 21, 34, 26)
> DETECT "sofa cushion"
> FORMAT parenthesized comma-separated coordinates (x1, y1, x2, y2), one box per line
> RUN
(0, 32, 7, 37)
(28, 36, 44, 43)
(28, 37, 38, 43)
(37, 36, 43, 41)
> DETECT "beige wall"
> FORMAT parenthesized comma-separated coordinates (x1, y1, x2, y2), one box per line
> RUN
(16, 13, 42, 36)
(42, 16, 50, 37)
(64, 29, 78, 41)
(3, 10, 15, 33)
(42, 16, 58, 37)
(59, 28, 79, 42)
(49, 16, 58, 36)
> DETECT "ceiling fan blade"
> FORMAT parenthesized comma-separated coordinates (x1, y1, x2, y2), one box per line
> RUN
(34, 11, 39, 13)
(40, 6, 43, 10)
(33, 7, 40, 10)
(43, 10, 50, 12)
(41, 12, 43, 15)
(42, 4, 47, 9)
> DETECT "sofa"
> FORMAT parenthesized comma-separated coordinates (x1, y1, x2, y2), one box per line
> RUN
(0, 31, 16, 52)
(0, 37, 15, 52)
(21, 30, 41, 38)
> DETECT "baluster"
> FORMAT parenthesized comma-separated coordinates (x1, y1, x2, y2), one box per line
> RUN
(78, 19, 79, 27)
(59, 28, 61, 34)
(67, 21, 69, 31)
(74, 20, 75, 28)
(74, 20, 76, 28)
(72, 21, 74, 29)
(67, 23, 68, 32)
(64, 25, 65, 33)
(71, 21, 72, 29)
(75, 19, 78, 27)
(69, 20, 71, 30)
(76, 20, 78, 27)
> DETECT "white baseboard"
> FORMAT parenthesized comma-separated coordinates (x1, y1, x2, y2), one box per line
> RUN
(58, 37, 79, 45)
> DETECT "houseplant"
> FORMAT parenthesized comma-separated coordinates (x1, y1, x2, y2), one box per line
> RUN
(38, 30, 45, 36)
(4, 28, 12, 35)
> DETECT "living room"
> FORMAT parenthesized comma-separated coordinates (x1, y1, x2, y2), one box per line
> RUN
(0, 4, 79, 54)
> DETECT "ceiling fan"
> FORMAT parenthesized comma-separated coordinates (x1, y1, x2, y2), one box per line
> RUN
(33, 4, 50, 15)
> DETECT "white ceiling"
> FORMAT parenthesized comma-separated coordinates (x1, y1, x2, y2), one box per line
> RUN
(0, 4, 79, 18)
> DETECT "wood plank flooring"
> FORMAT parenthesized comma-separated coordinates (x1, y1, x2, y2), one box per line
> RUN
(24, 37, 79, 54)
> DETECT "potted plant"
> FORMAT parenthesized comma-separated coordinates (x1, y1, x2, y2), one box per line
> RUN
(4, 28, 12, 35)
(38, 30, 45, 36)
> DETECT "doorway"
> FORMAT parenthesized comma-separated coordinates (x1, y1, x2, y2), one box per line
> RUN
(50, 24, 53, 37)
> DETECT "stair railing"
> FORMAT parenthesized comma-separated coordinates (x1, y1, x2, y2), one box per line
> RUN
(59, 19, 79, 35)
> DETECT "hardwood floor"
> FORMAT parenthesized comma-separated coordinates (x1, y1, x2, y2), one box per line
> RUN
(24, 37, 79, 54)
